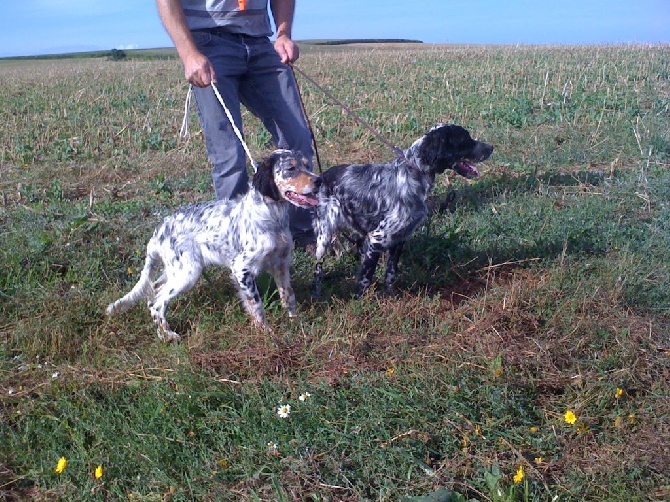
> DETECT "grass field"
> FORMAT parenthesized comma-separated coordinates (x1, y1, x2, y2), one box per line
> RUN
(1, 43, 669, 501)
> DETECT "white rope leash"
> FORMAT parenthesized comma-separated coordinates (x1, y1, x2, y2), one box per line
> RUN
(211, 83, 258, 172)
(179, 83, 258, 172)
(179, 84, 193, 139)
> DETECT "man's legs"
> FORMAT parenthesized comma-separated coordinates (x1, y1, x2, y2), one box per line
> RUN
(191, 31, 249, 200)
(239, 36, 316, 242)
(190, 32, 316, 242)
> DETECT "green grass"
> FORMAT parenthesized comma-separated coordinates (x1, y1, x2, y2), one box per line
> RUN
(1, 43, 669, 501)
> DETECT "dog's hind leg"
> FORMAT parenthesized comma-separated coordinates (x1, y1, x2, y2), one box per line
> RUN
(152, 271, 167, 292)
(106, 244, 159, 316)
(149, 257, 203, 342)
(384, 241, 405, 294)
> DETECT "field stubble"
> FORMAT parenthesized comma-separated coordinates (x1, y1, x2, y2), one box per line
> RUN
(1, 44, 669, 500)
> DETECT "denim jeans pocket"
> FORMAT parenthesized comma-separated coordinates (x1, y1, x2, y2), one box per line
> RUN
(191, 31, 214, 48)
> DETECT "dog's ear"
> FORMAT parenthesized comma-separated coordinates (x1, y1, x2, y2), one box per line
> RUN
(252, 153, 282, 201)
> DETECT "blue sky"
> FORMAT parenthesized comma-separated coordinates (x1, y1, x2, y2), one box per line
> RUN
(1, 0, 668, 58)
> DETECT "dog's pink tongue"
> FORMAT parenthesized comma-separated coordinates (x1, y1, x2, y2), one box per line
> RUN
(287, 192, 319, 207)
(454, 161, 480, 179)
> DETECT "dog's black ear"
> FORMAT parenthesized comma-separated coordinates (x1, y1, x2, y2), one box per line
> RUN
(252, 153, 282, 201)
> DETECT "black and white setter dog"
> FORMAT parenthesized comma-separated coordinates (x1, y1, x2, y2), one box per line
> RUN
(313, 124, 493, 297)
(106, 150, 320, 342)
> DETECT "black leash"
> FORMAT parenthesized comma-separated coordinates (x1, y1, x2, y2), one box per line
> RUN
(290, 65, 323, 173)
(291, 65, 415, 169)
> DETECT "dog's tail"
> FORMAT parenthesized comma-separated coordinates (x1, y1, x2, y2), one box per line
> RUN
(106, 242, 159, 316)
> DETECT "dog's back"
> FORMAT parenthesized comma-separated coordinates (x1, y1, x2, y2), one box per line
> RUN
(318, 161, 430, 242)
(153, 193, 290, 269)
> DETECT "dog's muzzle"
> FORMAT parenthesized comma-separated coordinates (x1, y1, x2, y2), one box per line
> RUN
(285, 175, 321, 208)
(454, 143, 494, 179)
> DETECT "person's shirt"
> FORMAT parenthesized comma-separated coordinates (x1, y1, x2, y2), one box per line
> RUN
(180, 0, 272, 36)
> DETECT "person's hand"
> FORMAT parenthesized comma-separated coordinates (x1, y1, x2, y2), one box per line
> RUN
(183, 50, 217, 87)
(274, 35, 299, 64)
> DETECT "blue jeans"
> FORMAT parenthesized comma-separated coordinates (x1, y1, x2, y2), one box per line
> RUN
(190, 29, 315, 238)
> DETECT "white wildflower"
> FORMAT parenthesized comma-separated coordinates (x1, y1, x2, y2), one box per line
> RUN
(277, 404, 291, 418)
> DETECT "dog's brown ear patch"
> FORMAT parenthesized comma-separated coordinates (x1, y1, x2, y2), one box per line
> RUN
(253, 155, 282, 201)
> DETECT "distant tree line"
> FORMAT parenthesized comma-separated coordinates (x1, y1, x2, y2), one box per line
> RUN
(311, 39, 423, 45)
(0, 40, 425, 63)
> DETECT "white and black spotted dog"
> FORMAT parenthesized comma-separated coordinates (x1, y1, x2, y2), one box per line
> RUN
(106, 150, 321, 342)
(313, 124, 493, 298)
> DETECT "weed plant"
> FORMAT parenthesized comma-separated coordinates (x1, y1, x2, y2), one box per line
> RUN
(1, 44, 669, 501)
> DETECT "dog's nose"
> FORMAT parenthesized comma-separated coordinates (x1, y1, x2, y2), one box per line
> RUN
(476, 143, 494, 161)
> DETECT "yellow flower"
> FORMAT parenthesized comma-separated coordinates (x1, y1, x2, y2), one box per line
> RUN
(615, 388, 623, 398)
(564, 410, 577, 425)
(94, 465, 103, 479)
(54, 456, 67, 474)
(529, 426, 539, 433)
(513, 465, 524, 484)
(386, 367, 395, 376)
(534, 457, 543, 464)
